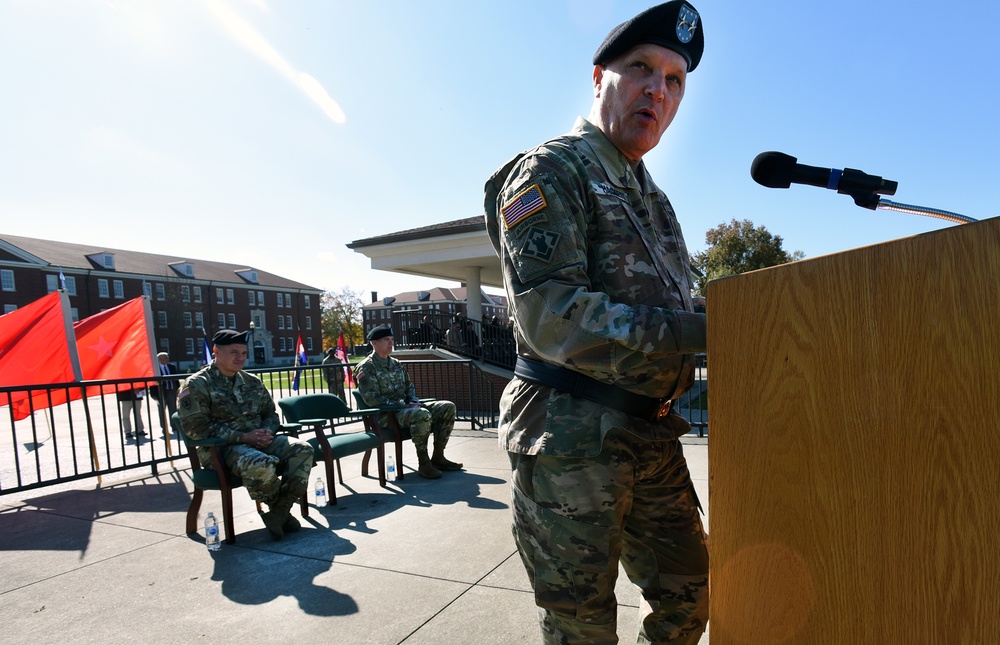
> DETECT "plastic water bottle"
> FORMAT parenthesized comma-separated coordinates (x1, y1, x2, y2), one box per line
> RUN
(315, 477, 326, 507)
(205, 512, 220, 551)
(386, 455, 396, 480)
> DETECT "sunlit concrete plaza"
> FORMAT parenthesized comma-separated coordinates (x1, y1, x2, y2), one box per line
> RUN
(0, 424, 709, 644)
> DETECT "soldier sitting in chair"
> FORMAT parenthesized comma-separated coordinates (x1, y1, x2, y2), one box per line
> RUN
(178, 329, 314, 541)
(354, 324, 462, 479)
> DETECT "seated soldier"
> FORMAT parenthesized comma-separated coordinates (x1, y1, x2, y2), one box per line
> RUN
(177, 329, 315, 541)
(354, 324, 462, 479)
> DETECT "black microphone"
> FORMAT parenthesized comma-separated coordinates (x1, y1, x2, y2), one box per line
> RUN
(751, 151, 897, 198)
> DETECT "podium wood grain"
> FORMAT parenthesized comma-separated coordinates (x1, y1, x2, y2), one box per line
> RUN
(707, 217, 1000, 644)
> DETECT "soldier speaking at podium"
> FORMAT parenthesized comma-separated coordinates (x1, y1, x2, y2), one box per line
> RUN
(484, 2, 709, 642)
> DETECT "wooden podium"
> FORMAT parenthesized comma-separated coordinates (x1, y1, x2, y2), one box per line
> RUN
(706, 217, 1000, 644)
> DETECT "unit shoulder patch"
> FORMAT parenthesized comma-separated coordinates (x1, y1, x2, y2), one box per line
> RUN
(519, 225, 561, 263)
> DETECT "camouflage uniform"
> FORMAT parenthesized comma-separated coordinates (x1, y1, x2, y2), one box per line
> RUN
(484, 117, 709, 644)
(354, 352, 456, 453)
(177, 364, 314, 511)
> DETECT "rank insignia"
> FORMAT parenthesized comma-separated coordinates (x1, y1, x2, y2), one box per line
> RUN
(677, 4, 699, 44)
(502, 183, 546, 229)
(520, 226, 560, 262)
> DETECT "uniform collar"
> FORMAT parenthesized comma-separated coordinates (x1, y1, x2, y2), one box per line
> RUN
(570, 117, 660, 196)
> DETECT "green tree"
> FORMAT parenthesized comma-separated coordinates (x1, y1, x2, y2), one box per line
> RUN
(690, 219, 804, 296)
(321, 287, 364, 351)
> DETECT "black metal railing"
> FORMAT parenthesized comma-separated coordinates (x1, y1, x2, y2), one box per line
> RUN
(0, 359, 498, 496)
(392, 310, 515, 369)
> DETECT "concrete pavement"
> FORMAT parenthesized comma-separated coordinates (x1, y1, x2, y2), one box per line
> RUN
(0, 428, 709, 644)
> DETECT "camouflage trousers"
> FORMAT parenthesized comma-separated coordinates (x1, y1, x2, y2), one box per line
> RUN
(224, 435, 314, 510)
(509, 428, 709, 644)
(390, 400, 456, 451)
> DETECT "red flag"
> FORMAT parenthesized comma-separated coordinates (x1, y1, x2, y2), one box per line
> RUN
(0, 291, 82, 420)
(75, 297, 157, 394)
(335, 332, 355, 388)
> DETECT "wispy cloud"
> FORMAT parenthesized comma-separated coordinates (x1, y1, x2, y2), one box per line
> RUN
(204, 0, 346, 124)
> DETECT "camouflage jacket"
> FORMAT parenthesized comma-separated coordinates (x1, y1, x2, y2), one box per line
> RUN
(484, 117, 705, 456)
(354, 352, 418, 409)
(177, 364, 280, 463)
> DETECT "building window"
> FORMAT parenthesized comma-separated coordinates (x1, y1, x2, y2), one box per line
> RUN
(284, 293, 291, 308)
(113, 280, 124, 299)
(160, 338, 170, 352)
(279, 337, 287, 352)
(217, 313, 225, 329)
(98, 278, 109, 298)
(181, 285, 190, 302)
(101, 253, 115, 269)
(70, 307, 79, 322)
(194, 286, 202, 303)
(253, 314, 262, 328)
(183, 312, 192, 328)
(227, 313, 236, 328)
(0, 270, 15, 292)
(185, 338, 195, 356)
(226, 289, 234, 305)
(216, 288, 224, 304)
(278, 317, 285, 330)
(257, 291, 264, 306)
(306, 337, 314, 351)
(305, 316, 312, 330)
(248, 291, 256, 306)
(3, 304, 15, 314)
(46, 275, 58, 292)
(155, 283, 165, 300)
(143, 282, 152, 298)
(195, 312, 204, 329)
(65, 276, 76, 295)
(287, 315, 293, 329)
(277, 294, 283, 308)
(304, 295, 311, 308)
(157, 311, 167, 328)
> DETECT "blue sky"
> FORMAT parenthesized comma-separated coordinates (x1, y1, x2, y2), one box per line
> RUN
(2, 0, 997, 298)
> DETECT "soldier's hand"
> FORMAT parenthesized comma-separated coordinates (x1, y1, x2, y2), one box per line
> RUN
(242, 429, 273, 449)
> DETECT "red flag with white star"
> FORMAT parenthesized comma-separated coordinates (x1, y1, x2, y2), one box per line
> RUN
(74, 296, 157, 393)
(0, 291, 82, 420)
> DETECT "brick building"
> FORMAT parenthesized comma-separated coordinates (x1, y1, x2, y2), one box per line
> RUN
(0, 234, 323, 371)
(361, 286, 508, 343)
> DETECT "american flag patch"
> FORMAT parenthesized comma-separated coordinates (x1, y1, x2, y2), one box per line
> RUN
(502, 184, 547, 229)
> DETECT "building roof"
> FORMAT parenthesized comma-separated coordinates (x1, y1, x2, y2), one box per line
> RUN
(0, 233, 321, 291)
(347, 217, 502, 287)
(346, 217, 485, 249)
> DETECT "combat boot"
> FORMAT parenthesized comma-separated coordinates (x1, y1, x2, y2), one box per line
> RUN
(260, 510, 286, 541)
(431, 444, 463, 471)
(416, 447, 442, 479)
(272, 482, 305, 534)
(282, 515, 301, 533)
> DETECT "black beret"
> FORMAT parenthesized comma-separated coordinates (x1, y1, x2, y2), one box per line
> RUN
(593, 1, 704, 72)
(212, 329, 249, 346)
(367, 325, 394, 342)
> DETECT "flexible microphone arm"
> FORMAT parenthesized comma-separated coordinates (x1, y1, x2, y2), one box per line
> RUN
(876, 199, 978, 225)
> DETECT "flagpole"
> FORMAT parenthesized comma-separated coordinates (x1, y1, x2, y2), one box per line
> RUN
(142, 296, 171, 457)
(81, 389, 103, 485)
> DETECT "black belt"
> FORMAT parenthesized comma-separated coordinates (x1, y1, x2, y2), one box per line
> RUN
(514, 357, 673, 422)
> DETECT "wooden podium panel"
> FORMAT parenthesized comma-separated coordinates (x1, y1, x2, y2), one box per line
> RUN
(707, 217, 1000, 644)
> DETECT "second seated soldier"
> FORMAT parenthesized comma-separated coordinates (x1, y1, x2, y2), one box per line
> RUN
(354, 324, 462, 479)
(177, 329, 315, 541)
